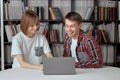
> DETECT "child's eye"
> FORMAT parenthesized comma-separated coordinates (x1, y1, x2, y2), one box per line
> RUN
(31, 25, 34, 27)
(36, 23, 39, 26)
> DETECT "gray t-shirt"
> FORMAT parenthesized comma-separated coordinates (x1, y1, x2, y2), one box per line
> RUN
(11, 32, 51, 68)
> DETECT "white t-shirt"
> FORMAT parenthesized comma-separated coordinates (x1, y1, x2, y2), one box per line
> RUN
(71, 38, 78, 62)
(11, 32, 51, 68)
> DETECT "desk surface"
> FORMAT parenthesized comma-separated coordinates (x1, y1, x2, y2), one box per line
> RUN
(0, 66, 120, 80)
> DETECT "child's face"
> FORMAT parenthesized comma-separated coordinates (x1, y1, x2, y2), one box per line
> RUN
(65, 19, 81, 39)
(26, 23, 39, 36)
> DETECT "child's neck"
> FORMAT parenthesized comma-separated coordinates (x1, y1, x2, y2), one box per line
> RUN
(26, 33, 35, 38)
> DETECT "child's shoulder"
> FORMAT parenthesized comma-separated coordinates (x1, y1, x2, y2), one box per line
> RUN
(13, 32, 22, 38)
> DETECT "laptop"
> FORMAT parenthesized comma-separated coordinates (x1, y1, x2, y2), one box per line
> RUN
(43, 57, 76, 75)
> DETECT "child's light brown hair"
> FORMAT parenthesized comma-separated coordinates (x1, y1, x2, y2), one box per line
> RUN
(20, 10, 40, 35)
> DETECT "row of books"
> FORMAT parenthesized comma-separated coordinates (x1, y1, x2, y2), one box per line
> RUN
(38, 23, 65, 42)
(27, 0, 49, 20)
(49, 23, 65, 43)
(50, 0, 93, 20)
(26, 6, 44, 20)
(4, 22, 21, 42)
(45, 6, 92, 20)
(53, 22, 114, 44)
(5, 22, 50, 42)
(100, 45, 114, 64)
(95, 30, 110, 43)
(4, 22, 65, 43)
(4, 21, 115, 44)
(52, 44, 64, 57)
(95, 0, 116, 20)
(3, 0, 46, 20)
(96, 6, 116, 21)
(3, 0, 24, 20)
(74, 0, 94, 20)
(28, 0, 94, 20)
(3, 0, 95, 20)
(4, 22, 48, 42)
(4, 22, 109, 44)
(80, 22, 115, 43)
(96, 22, 115, 43)
(4, 0, 118, 21)
(49, 0, 71, 19)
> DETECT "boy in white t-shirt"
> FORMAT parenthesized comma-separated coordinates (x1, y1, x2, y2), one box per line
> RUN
(11, 10, 53, 70)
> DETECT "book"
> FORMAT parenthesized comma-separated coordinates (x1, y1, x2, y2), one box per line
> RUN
(26, 6, 44, 20)
(53, 29, 58, 42)
(119, 1, 120, 20)
(4, 45, 12, 64)
(4, 25, 13, 42)
(101, 30, 109, 43)
(49, 7, 56, 20)
(101, 30, 107, 43)
(42, 28, 48, 37)
(49, 7, 63, 20)
(81, 22, 92, 33)
(84, 7, 94, 20)
(87, 25, 93, 36)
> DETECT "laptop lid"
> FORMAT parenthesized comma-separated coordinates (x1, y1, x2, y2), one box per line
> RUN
(43, 57, 76, 75)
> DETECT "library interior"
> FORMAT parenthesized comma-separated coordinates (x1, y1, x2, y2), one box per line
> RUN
(0, 0, 120, 80)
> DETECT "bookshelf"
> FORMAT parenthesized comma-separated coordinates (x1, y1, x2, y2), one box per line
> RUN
(1, 0, 4, 70)
(1, 0, 120, 70)
(0, 0, 1, 70)
(94, 0, 117, 66)
(117, 0, 120, 67)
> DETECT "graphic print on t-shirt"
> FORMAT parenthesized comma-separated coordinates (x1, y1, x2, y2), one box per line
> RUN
(35, 47, 43, 57)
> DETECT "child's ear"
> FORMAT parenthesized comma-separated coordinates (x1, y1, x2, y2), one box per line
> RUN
(78, 23, 82, 29)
